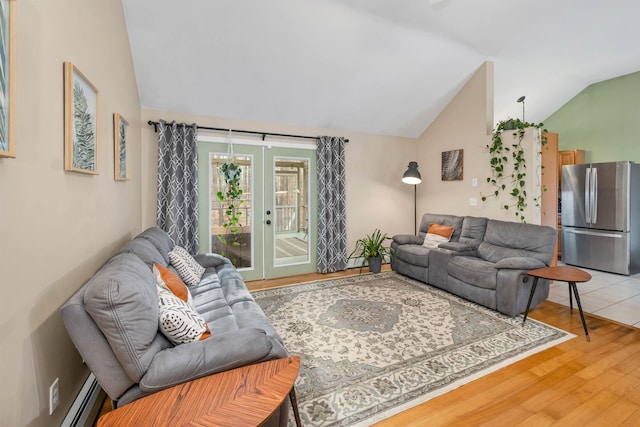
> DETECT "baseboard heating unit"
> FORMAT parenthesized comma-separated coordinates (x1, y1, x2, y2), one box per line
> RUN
(61, 373, 105, 427)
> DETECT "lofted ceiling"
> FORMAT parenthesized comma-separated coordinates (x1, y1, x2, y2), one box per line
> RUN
(122, 0, 640, 138)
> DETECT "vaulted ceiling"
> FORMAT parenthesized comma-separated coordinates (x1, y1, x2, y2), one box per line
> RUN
(122, 0, 640, 138)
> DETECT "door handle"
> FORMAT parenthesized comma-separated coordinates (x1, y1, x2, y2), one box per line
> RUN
(266, 220, 271, 225)
(266, 210, 271, 215)
(584, 168, 591, 223)
(591, 168, 597, 223)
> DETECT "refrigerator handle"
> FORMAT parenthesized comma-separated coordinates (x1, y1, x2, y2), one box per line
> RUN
(584, 168, 591, 223)
(591, 168, 597, 223)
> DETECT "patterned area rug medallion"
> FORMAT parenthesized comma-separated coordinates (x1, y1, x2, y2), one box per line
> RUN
(253, 271, 574, 426)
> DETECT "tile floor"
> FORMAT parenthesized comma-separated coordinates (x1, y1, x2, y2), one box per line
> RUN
(547, 263, 640, 328)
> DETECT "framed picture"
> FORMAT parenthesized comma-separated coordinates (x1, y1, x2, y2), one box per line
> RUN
(0, 0, 16, 158)
(64, 62, 99, 174)
(113, 113, 129, 180)
(441, 149, 464, 181)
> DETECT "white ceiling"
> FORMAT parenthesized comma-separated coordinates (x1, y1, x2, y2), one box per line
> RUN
(122, 0, 640, 138)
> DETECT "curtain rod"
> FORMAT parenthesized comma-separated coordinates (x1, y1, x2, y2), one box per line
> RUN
(147, 120, 349, 143)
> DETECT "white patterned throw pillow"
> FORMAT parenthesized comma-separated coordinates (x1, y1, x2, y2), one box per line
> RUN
(157, 286, 211, 344)
(168, 245, 205, 286)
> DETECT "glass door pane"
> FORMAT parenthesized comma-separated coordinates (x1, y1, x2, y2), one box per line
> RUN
(198, 142, 263, 281)
(274, 157, 310, 266)
(209, 154, 253, 268)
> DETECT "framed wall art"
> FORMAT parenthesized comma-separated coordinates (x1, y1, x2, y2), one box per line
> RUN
(441, 149, 463, 181)
(64, 62, 100, 174)
(113, 113, 129, 180)
(0, 0, 16, 158)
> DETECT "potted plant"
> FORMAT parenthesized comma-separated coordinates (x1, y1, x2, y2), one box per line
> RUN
(349, 229, 391, 273)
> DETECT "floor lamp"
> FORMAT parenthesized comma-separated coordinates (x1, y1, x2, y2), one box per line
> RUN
(402, 162, 422, 235)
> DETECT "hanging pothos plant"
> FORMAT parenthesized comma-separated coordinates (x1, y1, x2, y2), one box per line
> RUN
(217, 161, 243, 265)
(481, 118, 547, 223)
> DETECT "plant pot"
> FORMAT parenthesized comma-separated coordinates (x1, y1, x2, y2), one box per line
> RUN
(368, 256, 382, 273)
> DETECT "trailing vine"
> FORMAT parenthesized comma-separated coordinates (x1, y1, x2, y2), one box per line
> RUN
(217, 161, 243, 265)
(481, 118, 547, 223)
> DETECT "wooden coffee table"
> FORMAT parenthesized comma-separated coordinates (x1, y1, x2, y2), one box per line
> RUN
(523, 266, 593, 341)
(97, 356, 301, 427)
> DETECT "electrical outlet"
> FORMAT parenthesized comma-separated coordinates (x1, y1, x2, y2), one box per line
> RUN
(469, 197, 478, 206)
(49, 378, 59, 415)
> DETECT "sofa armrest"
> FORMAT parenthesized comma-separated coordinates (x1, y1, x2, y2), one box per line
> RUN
(194, 253, 230, 268)
(437, 241, 478, 252)
(495, 257, 546, 270)
(392, 234, 423, 245)
(139, 328, 273, 392)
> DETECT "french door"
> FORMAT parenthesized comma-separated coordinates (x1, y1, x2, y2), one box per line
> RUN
(198, 139, 317, 281)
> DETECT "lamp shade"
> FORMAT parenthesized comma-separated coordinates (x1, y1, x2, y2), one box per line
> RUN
(402, 161, 422, 185)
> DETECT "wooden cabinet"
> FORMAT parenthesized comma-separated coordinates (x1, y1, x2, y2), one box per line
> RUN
(557, 149, 585, 260)
(558, 150, 585, 185)
(541, 133, 559, 266)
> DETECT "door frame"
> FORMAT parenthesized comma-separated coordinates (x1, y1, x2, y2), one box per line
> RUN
(198, 135, 317, 280)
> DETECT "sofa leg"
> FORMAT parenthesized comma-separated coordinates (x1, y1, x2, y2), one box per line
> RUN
(289, 387, 302, 427)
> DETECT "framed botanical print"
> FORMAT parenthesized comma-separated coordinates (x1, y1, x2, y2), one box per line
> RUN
(441, 149, 464, 181)
(64, 62, 100, 174)
(0, 0, 16, 158)
(113, 113, 129, 180)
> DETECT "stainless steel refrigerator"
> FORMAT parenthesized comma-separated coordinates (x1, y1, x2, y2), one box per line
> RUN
(562, 161, 640, 275)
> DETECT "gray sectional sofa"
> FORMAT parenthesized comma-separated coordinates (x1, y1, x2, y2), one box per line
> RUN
(62, 227, 290, 426)
(391, 213, 557, 317)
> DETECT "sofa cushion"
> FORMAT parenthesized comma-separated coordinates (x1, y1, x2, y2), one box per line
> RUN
(394, 245, 431, 268)
(418, 213, 464, 242)
(495, 257, 546, 270)
(447, 256, 498, 290)
(459, 216, 488, 245)
(169, 245, 205, 286)
(477, 220, 557, 264)
(157, 286, 211, 344)
(136, 227, 175, 265)
(84, 253, 172, 382)
(120, 238, 167, 268)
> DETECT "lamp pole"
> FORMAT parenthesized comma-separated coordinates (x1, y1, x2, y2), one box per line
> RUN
(413, 184, 417, 235)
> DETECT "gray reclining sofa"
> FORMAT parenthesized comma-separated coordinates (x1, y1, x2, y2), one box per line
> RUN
(62, 227, 290, 426)
(391, 213, 557, 317)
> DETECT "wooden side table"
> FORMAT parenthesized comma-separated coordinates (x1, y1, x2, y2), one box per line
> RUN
(523, 266, 592, 341)
(97, 356, 301, 427)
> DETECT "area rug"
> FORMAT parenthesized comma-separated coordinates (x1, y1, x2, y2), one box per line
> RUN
(253, 271, 574, 426)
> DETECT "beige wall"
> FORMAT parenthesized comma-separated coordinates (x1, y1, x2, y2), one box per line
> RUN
(141, 110, 418, 253)
(0, 1, 142, 426)
(415, 61, 542, 225)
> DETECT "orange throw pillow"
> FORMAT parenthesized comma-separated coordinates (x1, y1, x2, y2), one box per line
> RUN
(154, 264, 191, 303)
(427, 223, 454, 240)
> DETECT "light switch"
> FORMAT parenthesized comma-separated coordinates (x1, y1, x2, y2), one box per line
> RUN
(471, 178, 478, 187)
(469, 197, 478, 206)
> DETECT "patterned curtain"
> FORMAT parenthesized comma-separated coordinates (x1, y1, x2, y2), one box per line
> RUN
(157, 120, 199, 254)
(317, 136, 347, 273)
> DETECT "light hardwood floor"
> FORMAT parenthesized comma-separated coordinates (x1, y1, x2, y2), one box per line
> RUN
(96, 267, 640, 426)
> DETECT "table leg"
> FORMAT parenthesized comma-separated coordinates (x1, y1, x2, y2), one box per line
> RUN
(289, 387, 302, 427)
(522, 277, 539, 326)
(569, 281, 591, 342)
(568, 283, 573, 311)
